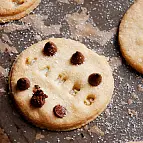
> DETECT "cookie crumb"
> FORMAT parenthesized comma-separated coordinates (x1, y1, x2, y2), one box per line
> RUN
(131, 92, 139, 99)
(0, 66, 8, 77)
(128, 99, 133, 105)
(83, 125, 89, 130)
(137, 84, 143, 92)
(105, 108, 110, 117)
(35, 133, 45, 140)
(88, 125, 104, 136)
(128, 109, 138, 117)
(64, 136, 74, 140)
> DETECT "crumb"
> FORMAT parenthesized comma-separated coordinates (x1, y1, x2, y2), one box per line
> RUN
(128, 99, 133, 105)
(35, 133, 45, 140)
(131, 92, 139, 99)
(128, 109, 138, 118)
(105, 108, 111, 117)
(64, 136, 74, 140)
(83, 125, 89, 130)
(88, 125, 104, 136)
(137, 84, 143, 92)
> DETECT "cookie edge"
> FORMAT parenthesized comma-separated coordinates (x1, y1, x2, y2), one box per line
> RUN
(9, 38, 114, 131)
(0, 0, 41, 23)
(118, 0, 143, 74)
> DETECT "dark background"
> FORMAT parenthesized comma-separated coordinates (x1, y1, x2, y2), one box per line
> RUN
(0, 0, 143, 143)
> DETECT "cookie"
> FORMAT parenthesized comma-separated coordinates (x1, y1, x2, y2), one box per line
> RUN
(0, 0, 40, 23)
(9, 38, 114, 131)
(119, 0, 143, 74)
(128, 142, 143, 143)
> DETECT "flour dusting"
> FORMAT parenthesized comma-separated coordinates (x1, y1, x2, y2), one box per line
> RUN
(0, 66, 8, 77)
(65, 8, 117, 46)
(0, 1, 141, 143)
(57, 0, 84, 4)
(0, 88, 6, 93)
(2, 34, 12, 45)
(57, 0, 69, 4)
(74, 0, 84, 4)
(0, 39, 18, 54)
(1, 23, 29, 33)
(109, 57, 122, 71)
(21, 14, 61, 36)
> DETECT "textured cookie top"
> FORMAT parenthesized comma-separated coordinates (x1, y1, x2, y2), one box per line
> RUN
(119, 0, 143, 74)
(0, 0, 40, 22)
(10, 38, 114, 131)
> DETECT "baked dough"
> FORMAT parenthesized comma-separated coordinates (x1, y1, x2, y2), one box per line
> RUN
(10, 38, 114, 131)
(119, 0, 143, 74)
(0, 0, 40, 23)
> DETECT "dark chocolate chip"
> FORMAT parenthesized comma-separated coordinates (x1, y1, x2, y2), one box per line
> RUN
(53, 105, 67, 118)
(88, 73, 102, 86)
(30, 89, 48, 108)
(43, 41, 57, 56)
(70, 51, 85, 65)
(17, 77, 30, 90)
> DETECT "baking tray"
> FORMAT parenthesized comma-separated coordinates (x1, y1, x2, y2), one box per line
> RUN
(0, 0, 143, 142)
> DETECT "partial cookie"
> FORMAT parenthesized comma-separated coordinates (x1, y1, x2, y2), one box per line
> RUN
(10, 38, 114, 131)
(119, 0, 143, 74)
(0, 0, 40, 23)
(127, 142, 143, 143)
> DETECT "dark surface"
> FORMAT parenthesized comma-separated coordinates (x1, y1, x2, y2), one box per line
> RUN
(0, 0, 143, 143)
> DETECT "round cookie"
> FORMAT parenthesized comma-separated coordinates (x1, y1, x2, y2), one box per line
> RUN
(119, 0, 143, 74)
(10, 38, 114, 131)
(0, 0, 41, 23)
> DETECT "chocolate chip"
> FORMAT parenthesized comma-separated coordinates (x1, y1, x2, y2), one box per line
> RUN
(43, 41, 57, 56)
(17, 78, 30, 90)
(31, 89, 48, 108)
(88, 73, 102, 86)
(53, 105, 67, 118)
(70, 51, 85, 65)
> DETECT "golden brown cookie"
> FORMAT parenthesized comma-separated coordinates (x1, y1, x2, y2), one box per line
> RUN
(9, 38, 114, 131)
(128, 141, 143, 143)
(119, 0, 143, 74)
(0, 0, 41, 23)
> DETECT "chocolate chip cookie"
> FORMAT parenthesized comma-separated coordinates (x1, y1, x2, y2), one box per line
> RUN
(9, 38, 114, 131)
